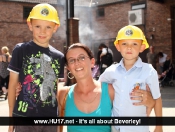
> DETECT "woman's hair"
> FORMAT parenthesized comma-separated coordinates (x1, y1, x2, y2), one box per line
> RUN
(64, 43, 94, 65)
(98, 43, 107, 50)
(1, 46, 11, 56)
(158, 52, 164, 58)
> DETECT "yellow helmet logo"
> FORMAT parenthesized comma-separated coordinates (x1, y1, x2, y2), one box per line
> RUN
(125, 29, 133, 36)
(40, 8, 49, 16)
(114, 25, 149, 49)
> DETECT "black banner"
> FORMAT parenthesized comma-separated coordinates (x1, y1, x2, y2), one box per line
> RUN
(0, 117, 175, 126)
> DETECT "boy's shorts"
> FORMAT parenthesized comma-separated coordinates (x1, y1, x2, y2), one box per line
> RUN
(15, 126, 58, 132)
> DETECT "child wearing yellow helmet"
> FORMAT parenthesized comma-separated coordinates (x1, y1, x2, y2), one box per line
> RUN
(99, 25, 162, 132)
(8, 3, 64, 132)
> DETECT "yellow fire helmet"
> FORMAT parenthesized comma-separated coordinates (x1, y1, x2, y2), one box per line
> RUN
(27, 3, 60, 26)
(114, 25, 149, 49)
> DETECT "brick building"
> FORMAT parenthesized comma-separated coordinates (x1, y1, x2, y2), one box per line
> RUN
(0, 0, 175, 63)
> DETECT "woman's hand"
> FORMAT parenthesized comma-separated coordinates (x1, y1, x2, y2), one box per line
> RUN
(130, 84, 156, 116)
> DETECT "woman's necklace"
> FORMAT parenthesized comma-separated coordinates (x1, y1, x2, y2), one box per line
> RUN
(74, 87, 99, 104)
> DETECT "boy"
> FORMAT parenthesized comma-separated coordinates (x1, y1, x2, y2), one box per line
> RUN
(99, 25, 162, 132)
(8, 3, 64, 132)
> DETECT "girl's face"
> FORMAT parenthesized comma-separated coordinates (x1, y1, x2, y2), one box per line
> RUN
(28, 19, 58, 48)
(66, 48, 95, 80)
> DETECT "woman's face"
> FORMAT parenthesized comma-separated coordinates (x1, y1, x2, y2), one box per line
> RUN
(149, 46, 153, 52)
(66, 48, 95, 80)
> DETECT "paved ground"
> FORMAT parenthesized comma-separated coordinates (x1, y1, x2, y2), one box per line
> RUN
(149, 86, 175, 132)
(0, 85, 175, 132)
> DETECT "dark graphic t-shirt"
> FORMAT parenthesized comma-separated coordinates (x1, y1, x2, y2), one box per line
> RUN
(8, 41, 64, 117)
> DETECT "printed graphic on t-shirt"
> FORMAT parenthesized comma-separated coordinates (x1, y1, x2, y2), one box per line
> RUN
(19, 52, 60, 113)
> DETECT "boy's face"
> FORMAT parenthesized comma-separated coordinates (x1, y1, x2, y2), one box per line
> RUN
(115, 39, 145, 60)
(27, 19, 58, 47)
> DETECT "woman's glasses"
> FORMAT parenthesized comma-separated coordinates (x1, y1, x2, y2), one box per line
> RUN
(67, 55, 90, 64)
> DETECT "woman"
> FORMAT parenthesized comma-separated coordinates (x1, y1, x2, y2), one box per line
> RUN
(98, 43, 113, 74)
(58, 43, 114, 132)
(0, 46, 11, 100)
(158, 52, 167, 74)
(57, 43, 155, 132)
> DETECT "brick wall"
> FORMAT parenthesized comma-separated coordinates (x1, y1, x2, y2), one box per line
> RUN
(0, 0, 175, 62)
(146, 0, 173, 54)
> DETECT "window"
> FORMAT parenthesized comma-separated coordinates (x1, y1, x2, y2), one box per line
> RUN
(23, 7, 32, 19)
(131, 2, 146, 10)
(96, 8, 105, 18)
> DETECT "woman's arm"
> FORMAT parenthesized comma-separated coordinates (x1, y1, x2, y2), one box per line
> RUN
(108, 84, 114, 102)
(57, 83, 70, 116)
(8, 56, 12, 62)
(57, 84, 70, 132)
(0, 55, 2, 62)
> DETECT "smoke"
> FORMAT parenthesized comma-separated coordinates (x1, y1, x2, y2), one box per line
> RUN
(79, 23, 94, 48)
(58, 0, 110, 53)
(74, 5, 110, 51)
(74, 6, 95, 47)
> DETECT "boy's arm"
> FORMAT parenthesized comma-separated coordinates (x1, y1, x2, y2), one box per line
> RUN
(154, 97, 162, 117)
(8, 71, 19, 117)
(154, 97, 163, 132)
(8, 71, 19, 132)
